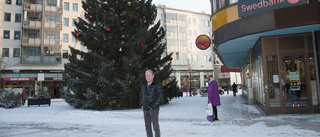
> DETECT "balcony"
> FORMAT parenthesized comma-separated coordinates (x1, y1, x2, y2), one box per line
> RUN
(22, 38, 41, 46)
(23, 20, 42, 28)
(24, 3, 43, 11)
(44, 22, 62, 29)
(45, 6, 62, 13)
(44, 39, 61, 46)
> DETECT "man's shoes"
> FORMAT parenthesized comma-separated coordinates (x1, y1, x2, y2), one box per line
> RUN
(214, 118, 219, 120)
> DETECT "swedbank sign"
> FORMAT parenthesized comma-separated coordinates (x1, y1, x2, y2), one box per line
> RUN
(238, 0, 306, 17)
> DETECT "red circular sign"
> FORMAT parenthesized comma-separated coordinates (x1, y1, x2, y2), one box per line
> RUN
(195, 35, 211, 50)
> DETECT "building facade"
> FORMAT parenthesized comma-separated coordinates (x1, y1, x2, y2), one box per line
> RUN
(156, 5, 216, 94)
(210, 0, 320, 114)
(0, 0, 84, 98)
(1, 1, 217, 98)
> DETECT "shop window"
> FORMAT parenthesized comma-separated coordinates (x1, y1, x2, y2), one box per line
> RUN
(14, 31, 21, 40)
(15, 13, 21, 22)
(267, 55, 280, 107)
(64, 2, 69, 11)
(14, 48, 20, 57)
(2, 48, 9, 57)
(3, 30, 10, 39)
(4, 13, 11, 22)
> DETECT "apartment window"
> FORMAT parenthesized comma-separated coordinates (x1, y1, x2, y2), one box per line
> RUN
(2, 48, 9, 57)
(3, 30, 10, 39)
(175, 52, 179, 60)
(202, 20, 205, 26)
(5, 0, 11, 4)
(193, 30, 197, 37)
(73, 3, 78, 12)
(15, 13, 22, 22)
(16, 0, 22, 5)
(63, 50, 68, 58)
(192, 18, 196, 25)
(72, 19, 77, 27)
(64, 18, 69, 26)
(72, 36, 77, 43)
(63, 34, 68, 42)
(64, 2, 69, 11)
(193, 55, 198, 62)
(14, 48, 20, 57)
(187, 30, 191, 37)
(14, 31, 21, 40)
(4, 13, 11, 22)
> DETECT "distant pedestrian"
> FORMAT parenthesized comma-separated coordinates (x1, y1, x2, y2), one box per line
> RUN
(232, 82, 237, 96)
(207, 80, 221, 122)
(140, 69, 164, 137)
(21, 90, 27, 106)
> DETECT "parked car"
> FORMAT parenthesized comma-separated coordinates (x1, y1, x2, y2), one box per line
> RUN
(199, 87, 208, 95)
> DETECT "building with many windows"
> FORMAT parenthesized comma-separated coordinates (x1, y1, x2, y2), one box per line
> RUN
(0, 0, 83, 98)
(156, 5, 216, 93)
(0, 1, 216, 98)
(210, 0, 320, 114)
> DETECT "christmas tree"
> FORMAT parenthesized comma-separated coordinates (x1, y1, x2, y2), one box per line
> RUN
(62, 0, 180, 110)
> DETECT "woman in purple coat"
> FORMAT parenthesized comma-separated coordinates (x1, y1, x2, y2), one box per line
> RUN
(207, 80, 221, 122)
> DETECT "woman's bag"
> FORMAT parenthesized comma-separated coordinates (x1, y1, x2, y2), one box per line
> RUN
(206, 103, 213, 116)
(206, 103, 215, 122)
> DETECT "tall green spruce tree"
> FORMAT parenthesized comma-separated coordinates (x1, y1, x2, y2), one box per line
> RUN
(62, 0, 180, 110)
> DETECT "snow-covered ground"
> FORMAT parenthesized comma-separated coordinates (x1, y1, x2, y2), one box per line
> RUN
(1, 91, 320, 137)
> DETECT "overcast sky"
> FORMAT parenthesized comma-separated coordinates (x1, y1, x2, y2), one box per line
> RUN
(152, 0, 211, 14)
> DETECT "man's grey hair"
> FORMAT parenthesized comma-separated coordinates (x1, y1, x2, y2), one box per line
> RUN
(145, 69, 154, 75)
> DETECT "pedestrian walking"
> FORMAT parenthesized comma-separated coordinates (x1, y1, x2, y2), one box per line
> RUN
(21, 90, 27, 106)
(207, 80, 221, 122)
(140, 69, 164, 137)
(232, 82, 237, 96)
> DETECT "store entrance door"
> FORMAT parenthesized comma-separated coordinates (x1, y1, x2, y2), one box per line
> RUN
(281, 55, 309, 113)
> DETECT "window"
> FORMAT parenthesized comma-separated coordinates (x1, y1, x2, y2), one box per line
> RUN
(16, 0, 22, 5)
(208, 56, 212, 62)
(207, 21, 210, 27)
(5, 0, 11, 4)
(4, 13, 11, 22)
(193, 30, 197, 37)
(14, 48, 20, 57)
(3, 30, 10, 39)
(15, 13, 21, 23)
(2, 48, 9, 57)
(202, 20, 205, 26)
(230, 0, 238, 4)
(64, 18, 69, 26)
(63, 34, 68, 42)
(14, 31, 21, 40)
(72, 35, 76, 43)
(192, 18, 196, 25)
(63, 50, 68, 58)
(73, 3, 78, 12)
(72, 19, 77, 27)
(64, 2, 69, 11)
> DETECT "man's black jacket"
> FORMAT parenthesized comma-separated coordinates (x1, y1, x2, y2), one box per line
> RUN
(140, 78, 164, 110)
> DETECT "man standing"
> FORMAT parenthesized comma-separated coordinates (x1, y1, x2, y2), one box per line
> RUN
(140, 69, 164, 137)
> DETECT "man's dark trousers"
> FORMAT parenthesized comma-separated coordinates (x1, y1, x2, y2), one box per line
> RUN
(143, 108, 160, 137)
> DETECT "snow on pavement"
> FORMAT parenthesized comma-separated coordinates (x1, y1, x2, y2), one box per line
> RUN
(1, 92, 320, 137)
